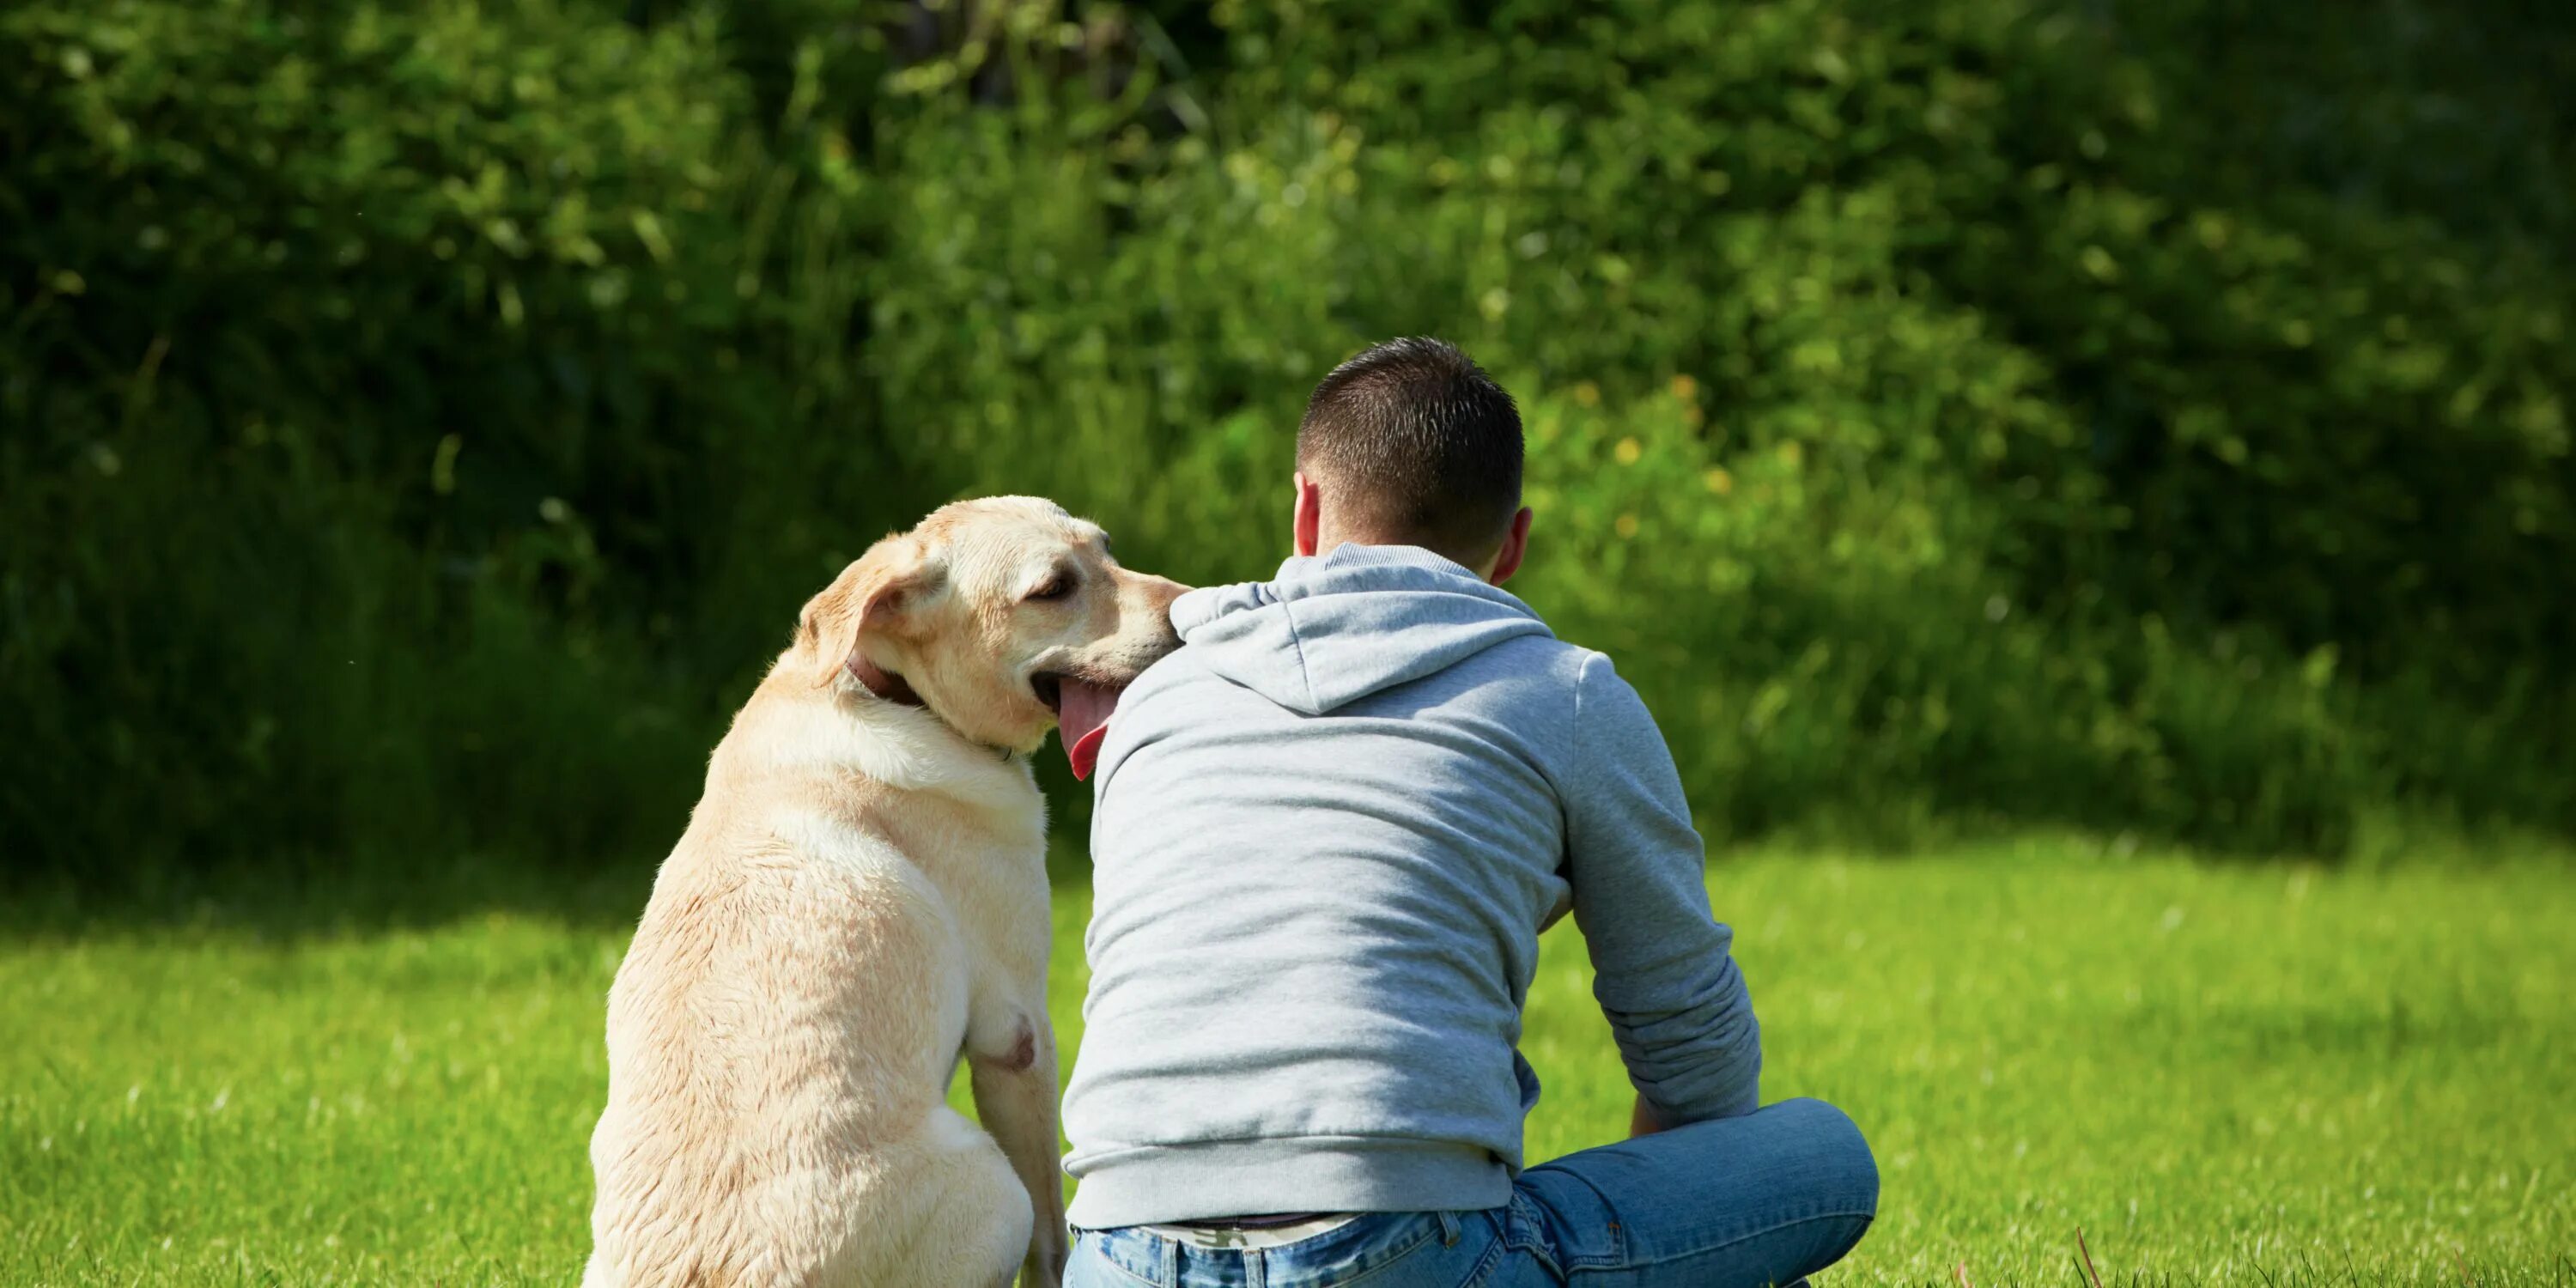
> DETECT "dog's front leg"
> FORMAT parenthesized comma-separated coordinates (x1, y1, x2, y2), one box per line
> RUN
(969, 1009, 1066, 1288)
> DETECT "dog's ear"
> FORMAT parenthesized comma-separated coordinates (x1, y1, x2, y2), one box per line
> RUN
(800, 538, 938, 687)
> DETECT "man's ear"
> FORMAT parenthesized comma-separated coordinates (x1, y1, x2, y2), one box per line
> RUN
(799, 538, 936, 687)
(1292, 471, 1323, 558)
(1487, 506, 1534, 586)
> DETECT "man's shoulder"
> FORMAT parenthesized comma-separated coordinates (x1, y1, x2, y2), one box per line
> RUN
(1454, 630, 1598, 688)
(1109, 642, 1276, 732)
(1121, 640, 1230, 701)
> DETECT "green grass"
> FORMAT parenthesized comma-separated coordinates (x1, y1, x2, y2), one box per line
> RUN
(5, 841, 2571, 1285)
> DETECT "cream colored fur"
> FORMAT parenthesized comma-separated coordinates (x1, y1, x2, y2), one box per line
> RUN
(584, 498, 1182, 1288)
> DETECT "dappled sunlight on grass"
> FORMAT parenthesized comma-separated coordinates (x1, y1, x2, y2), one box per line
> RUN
(6, 845, 2569, 1284)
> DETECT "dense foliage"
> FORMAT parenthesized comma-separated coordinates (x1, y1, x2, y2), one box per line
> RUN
(5, 0, 2569, 878)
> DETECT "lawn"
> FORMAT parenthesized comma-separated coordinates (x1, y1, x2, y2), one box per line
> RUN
(5, 841, 2569, 1285)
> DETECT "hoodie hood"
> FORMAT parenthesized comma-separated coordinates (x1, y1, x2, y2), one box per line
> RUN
(1168, 544, 1553, 715)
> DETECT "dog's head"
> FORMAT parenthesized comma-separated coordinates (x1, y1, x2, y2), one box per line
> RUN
(798, 496, 1187, 753)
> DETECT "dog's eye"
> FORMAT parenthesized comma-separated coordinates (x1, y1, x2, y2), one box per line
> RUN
(1024, 572, 1077, 603)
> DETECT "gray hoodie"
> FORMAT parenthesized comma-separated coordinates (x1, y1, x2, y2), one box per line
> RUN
(1061, 544, 1760, 1228)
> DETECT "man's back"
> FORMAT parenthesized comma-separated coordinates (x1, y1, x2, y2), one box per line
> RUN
(1064, 544, 1760, 1228)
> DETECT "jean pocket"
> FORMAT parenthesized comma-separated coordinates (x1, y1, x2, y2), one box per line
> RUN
(1261, 1212, 1438, 1283)
(1506, 1175, 1627, 1274)
(1066, 1227, 1168, 1287)
(1268, 1211, 1520, 1288)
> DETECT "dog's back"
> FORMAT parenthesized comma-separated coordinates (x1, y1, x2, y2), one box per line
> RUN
(582, 686, 1024, 1288)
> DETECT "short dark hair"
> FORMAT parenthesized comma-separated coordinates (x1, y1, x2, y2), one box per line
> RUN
(1295, 337, 1523, 560)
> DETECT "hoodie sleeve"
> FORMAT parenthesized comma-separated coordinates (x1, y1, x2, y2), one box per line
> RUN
(1561, 652, 1761, 1125)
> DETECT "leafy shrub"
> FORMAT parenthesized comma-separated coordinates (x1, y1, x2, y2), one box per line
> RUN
(3, 0, 2568, 881)
(855, 0, 2573, 850)
(1, 0, 896, 872)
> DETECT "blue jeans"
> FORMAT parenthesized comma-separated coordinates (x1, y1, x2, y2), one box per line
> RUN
(1066, 1098, 1877, 1287)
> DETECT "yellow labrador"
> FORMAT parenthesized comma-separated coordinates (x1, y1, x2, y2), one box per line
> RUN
(584, 497, 1183, 1288)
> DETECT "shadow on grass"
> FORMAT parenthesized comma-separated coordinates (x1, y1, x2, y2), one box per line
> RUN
(2, 852, 659, 943)
(1, 838, 1103, 944)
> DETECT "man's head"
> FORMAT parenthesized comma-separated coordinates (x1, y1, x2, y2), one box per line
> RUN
(1292, 337, 1533, 583)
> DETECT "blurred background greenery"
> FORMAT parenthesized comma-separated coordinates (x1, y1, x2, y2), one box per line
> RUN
(5, 0, 2571, 884)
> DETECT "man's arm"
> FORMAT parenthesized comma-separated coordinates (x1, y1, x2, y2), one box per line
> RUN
(1629, 1095, 1668, 1139)
(1562, 653, 1761, 1128)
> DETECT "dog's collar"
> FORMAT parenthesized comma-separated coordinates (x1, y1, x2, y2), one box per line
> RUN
(845, 654, 924, 708)
(844, 654, 1017, 763)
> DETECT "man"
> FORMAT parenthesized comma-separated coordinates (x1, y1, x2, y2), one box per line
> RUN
(1060, 338, 1878, 1286)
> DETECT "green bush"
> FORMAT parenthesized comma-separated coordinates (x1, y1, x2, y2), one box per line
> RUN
(4, 0, 2568, 881)
(1, 0, 898, 871)
(854, 0, 2573, 850)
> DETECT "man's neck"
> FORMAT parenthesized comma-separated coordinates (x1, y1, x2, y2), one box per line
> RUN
(1310, 535, 1503, 582)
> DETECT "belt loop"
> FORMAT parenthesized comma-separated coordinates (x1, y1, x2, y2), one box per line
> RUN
(1437, 1210, 1461, 1246)
(1160, 1231, 1179, 1285)
(1244, 1245, 1267, 1288)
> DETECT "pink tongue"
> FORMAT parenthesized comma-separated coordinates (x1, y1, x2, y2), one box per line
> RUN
(1058, 679, 1124, 781)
